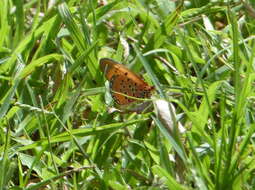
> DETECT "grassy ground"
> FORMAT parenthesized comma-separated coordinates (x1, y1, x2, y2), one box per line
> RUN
(1, 0, 255, 189)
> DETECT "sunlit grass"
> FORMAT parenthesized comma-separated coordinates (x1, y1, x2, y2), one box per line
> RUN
(0, 0, 255, 189)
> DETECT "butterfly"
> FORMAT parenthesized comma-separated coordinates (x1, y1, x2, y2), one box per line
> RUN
(100, 58, 154, 105)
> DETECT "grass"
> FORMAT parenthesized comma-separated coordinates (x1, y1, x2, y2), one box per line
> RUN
(0, 0, 255, 189)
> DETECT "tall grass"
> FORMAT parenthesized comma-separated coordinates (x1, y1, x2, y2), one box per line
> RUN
(0, 0, 255, 189)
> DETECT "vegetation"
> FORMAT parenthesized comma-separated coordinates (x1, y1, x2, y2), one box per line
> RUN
(0, 0, 255, 189)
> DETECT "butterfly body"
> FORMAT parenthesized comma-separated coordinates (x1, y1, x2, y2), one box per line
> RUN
(100, 58, 154, 105)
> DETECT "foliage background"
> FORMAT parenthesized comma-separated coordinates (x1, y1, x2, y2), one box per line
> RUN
(0, 0, 255, 189)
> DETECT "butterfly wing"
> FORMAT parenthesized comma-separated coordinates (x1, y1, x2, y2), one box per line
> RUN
(110, 74, 154, 105)
(100, 58, 118, 80)
(110, 74, 134, 105)
(100, 58, 154, 105)
(100, 58, 149, 85)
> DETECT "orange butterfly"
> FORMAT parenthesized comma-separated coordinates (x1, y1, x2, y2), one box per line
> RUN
(100, 58, 154, 105)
